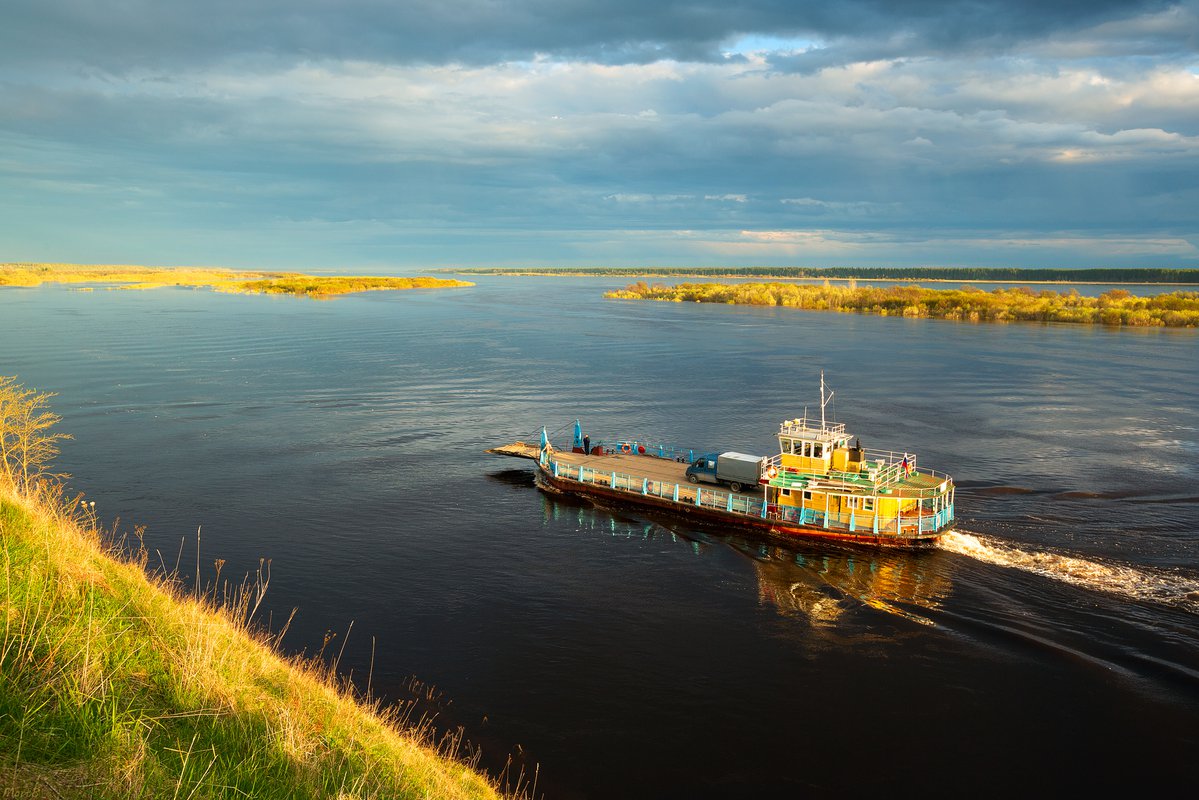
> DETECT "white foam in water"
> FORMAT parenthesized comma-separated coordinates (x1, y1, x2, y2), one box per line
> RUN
(939, 531, 1199, 612)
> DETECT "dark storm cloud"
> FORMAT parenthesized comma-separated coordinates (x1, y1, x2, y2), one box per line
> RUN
(1, 0, 1184, 71)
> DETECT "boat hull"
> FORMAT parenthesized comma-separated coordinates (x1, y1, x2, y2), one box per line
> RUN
(537, 465, 944, 549)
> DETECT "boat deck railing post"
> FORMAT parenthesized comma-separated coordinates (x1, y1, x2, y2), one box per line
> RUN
(673, 484, 679, 502)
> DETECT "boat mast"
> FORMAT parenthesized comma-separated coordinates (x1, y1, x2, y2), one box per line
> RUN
(820, 371, 833, 430)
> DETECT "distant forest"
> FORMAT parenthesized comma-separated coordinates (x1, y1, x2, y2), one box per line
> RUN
(449, 267, 1199, 284)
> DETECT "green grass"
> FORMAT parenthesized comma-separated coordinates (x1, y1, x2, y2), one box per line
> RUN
(0, 485, 505, 799)
(605, 281, 1199, 327)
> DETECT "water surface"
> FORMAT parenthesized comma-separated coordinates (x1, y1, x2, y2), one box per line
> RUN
(2, 278, 1196, 797)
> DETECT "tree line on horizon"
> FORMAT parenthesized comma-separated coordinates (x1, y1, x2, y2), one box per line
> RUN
(452, 266, 1199, 283)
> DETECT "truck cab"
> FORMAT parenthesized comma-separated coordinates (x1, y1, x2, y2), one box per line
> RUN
(686, 453, 720, 484)
(686, 451, 763, 493)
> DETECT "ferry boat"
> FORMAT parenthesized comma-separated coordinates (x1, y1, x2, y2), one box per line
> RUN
(490, 377, 955, 548)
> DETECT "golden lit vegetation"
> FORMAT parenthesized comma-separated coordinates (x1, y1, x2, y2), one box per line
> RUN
(605, 281, 1199, 328)
(231, 276, 473, 297)
(0, 377, 506, 799)
(0, 264, 473, 297)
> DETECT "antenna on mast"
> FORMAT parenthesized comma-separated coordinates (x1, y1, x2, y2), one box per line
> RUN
(820, 370, 834, 429)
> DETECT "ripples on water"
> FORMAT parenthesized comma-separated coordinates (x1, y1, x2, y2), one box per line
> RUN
(2, 279, 1197, 797)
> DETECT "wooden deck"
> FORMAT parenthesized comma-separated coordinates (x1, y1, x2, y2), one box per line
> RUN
(490, 444, 768, 502)
(486, 441, 541, 460)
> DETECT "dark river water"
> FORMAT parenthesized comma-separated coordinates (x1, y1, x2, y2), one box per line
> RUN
(2, 277, 1197, 797)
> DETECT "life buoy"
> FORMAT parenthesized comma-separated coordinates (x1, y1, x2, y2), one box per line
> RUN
(766, 466, 778, 479)
(646, 481, 655, 493)
(620, 443, 632, 454)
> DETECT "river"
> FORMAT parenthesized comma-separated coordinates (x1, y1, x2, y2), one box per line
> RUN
(1, 276, 1196, 797)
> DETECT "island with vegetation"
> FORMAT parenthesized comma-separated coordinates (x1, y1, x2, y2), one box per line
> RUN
(0, 264, 473, 298)
(605, 281, 1199, 327)
(446, 266, 1199, 284)
(0, 376, 505, 799)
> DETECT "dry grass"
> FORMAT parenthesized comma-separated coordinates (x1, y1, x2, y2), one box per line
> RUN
(606, 281, 1199, 327)
(0, 264, 473, 298)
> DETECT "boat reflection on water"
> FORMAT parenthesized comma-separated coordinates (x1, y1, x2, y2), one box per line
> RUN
(524, 480, 952, 627)
(741, 542, 950, 626)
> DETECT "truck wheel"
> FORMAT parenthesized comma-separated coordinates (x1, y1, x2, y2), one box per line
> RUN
(687, 475, 699, 484)
(729, 482, 743, 493)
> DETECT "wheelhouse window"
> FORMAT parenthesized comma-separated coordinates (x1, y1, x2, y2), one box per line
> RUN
(862, 497, 876, 512)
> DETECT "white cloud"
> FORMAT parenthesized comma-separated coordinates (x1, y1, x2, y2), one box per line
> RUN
(605, 193, 694, 202)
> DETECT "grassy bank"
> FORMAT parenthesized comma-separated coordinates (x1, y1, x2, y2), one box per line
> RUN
(0, 264, 473, 297)
(605, 281, 1199, 328)
(0, 379, 504, 799)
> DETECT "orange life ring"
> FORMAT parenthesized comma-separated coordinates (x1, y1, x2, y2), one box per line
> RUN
(766, 466, 778, 479)
(620, 443, 632, 454)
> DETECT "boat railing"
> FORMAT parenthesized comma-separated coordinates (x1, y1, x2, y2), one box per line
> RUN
(764, 451, 953, 497)
(857, 448, 917, 488)
(596, 439, 696, 463)
(778, 417, 846, 438)
(771, 504, 954, 537)
(544, 452, 768, 518)
(854, 449, 954, 485)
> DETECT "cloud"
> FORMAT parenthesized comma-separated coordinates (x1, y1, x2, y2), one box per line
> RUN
(1, 1, 1185, 73)
(659, 229, 1199, 265)
(0, 2, 1195, 267)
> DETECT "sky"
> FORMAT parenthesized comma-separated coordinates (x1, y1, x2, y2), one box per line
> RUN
(2, 0, 1197, 271)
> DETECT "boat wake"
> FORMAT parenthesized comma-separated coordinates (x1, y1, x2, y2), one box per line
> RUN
(939, 531, 1199, 613)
